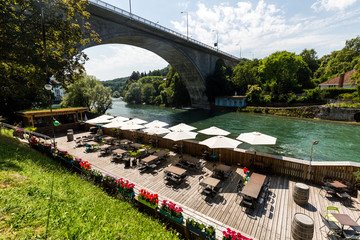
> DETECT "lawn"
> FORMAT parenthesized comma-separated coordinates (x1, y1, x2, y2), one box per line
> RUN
(0, 134, 180, 240)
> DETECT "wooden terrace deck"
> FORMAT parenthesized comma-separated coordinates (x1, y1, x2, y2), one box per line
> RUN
(56, 133, 360, 240)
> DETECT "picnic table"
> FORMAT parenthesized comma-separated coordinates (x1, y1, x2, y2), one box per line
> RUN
(152, 150, 169, 158)
(328, 181, 348, 189)
(215, 164, 231, 172)
(113, 148, 127, 155)
(241, 173, 266, 199)
(201, 177, 221, 188)
(141, 155, 158, 164)
(165, 166, 187, 177)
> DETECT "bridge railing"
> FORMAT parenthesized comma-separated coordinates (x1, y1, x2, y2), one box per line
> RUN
(89, 0, 240, 61)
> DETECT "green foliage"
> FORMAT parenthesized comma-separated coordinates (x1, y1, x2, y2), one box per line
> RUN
(112, 91, 121, 98)
(0, 0, 99, 118)
(206, 60, 234, 102)
(320, 88, 356, 99)
(246, 85, 263, 103)
(60, 75, 112, 114)
(124, 82, 142, 104)
(259, 51, 311, 96)
(141, 83, 156, 104)
(0, 135, 179, 239)
(300, 49, 319, 78)
(231, 60, 260, 94)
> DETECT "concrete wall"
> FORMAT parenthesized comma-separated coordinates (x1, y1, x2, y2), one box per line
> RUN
(316, 106, 360, 122)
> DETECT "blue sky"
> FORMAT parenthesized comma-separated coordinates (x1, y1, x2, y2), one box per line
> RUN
(83, 0, 360, 80)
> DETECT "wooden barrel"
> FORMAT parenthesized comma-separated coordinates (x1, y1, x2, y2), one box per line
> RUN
(292, 213, 314, 240)
(293, 183, 309, 205)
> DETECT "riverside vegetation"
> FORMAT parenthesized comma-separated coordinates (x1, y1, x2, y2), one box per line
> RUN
(0, 132, 179, 240)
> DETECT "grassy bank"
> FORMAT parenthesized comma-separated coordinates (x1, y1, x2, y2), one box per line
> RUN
(238, 106, 320, 118)
(0, 135, 179, 239)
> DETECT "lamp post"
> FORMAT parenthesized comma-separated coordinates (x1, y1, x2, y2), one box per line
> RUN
(212, 30, 218, 51)
(44, 79, 56, 147)
(180, 11, 188, 39)
(129, 0, 132, 14)
(307, 140, 319, 180)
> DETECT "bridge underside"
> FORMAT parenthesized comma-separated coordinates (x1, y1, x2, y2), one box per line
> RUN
(85, 4, 239, 109)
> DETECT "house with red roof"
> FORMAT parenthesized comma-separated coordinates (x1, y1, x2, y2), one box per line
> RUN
(318, 69, 356, 89)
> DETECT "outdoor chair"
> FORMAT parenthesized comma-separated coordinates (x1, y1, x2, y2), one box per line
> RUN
(241, 199, 254, 210)
(326, 206, 340, 223)
(319, 213, 342, 237)
(320, 186, 336, 198)
(343, 229, 360, 239)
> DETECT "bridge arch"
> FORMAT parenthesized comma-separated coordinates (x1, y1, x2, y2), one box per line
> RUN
(85, 1, 240, 108)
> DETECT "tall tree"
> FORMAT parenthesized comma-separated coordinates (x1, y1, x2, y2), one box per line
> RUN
(0, 0, 99, 118)
(124, 82, 142, 104)
(259, 51, 311, 96)
(231, 60, 260, 95)
(300, 49, 319, 78)
(61, 75, 112, 114)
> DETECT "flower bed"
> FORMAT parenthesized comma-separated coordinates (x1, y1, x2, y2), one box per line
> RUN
(138, 189, 158, 209)
(160, 200, 183, 224)
(186, 218, 215, 240)
(116, 178, 135, 197)
(102, 175, 117, 193)
(222, 228, 252, 240)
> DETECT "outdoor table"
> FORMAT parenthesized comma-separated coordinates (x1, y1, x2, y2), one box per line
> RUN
(130, 143, 142, 149)
(215, 164, 231, 172)
(183, 155, 200, 164)
(332, 213, 360, 231)
(153, 150, 168, 158)
(113, 148, 127, 155)
(201, 177, 221, 189)
(328, 181, 348, 189)
(165, 166, 187, 177)
(141, 155, 158, 164)
(241, 173, 266, 199)
(103, 136, 114, 141)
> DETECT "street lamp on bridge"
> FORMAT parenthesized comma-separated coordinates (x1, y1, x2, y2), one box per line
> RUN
(180, 11, 189, 39)
(212, 30, 218, 51)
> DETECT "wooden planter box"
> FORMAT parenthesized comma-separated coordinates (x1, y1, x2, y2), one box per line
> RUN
(186, 222, 216, 240)
(138, 197, 158, 209)
(159, 209, 183, 224)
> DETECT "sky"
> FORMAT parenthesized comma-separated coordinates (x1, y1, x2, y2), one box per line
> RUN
(83, 0, 360, 81)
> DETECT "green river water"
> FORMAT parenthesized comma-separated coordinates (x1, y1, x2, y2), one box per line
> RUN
(107, 98, 360, 162)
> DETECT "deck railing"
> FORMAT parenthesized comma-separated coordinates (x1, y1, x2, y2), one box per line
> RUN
(101, 125, 360, 187)
(89, 0, 240, 61)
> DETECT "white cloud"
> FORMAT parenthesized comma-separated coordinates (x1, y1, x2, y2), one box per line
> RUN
(83, 45, 168, 80)
(170, 0, 360, 59)
(311, 0, 357, 12)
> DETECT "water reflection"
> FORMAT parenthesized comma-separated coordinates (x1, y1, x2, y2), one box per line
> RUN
(108, 98, 360, 162)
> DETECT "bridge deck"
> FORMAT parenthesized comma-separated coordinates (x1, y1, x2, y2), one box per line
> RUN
(56, 132, 360, 240)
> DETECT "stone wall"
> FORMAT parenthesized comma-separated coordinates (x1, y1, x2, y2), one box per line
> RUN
(316, 107, 360, 122)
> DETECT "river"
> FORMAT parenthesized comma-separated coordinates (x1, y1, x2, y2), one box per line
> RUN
(107, 98, 360, 162)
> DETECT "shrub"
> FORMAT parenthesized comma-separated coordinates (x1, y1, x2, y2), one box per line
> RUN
(160, 200, 183, 218)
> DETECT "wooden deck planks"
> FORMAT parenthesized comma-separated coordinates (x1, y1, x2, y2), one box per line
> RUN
(55, 133, 360, 240)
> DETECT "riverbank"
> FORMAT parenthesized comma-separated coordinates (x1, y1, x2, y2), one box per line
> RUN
(235, 105, 360, 123)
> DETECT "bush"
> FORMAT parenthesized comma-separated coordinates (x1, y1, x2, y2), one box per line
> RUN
(321, 88, 356, 99)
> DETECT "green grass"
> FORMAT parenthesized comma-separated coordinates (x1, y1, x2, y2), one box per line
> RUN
(0, 135, 180, 240)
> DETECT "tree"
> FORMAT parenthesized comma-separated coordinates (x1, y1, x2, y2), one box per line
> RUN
(112, 91, 121, 98)
(129, 71, 140, 81)
(231, 60, 260, 95)
(246, 85, 263, 103)
(206, 59, 233, 102)
(300, 49, 319, 78)
(141, 83, 155, 104)
(124, 82, 142, 104)
(259, 51, 311, 97)
(0, 0, 99, 118)
(61, 75, 112, 114)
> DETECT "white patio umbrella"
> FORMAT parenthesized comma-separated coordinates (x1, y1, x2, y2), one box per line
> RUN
(236, 131, 277, 163)
(86, 114, 114, 124)
(144, 120, 169, 128)
(169, 123, 196, 132)
(103, 116, 130, 128)
(199, 136, 242, 162)
(120, 122, 145, 130)
(236, 132, 277, 145)
(143, 127, 170, 147)
(163, 130, 198, 155)
(126, 118, 148, 125)
(198, 126, 230, 136)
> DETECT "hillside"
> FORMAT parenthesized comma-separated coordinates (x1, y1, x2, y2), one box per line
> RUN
(0, 133, 179, 240)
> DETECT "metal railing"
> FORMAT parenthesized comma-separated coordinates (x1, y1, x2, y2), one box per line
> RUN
(89, 0, 240, 61)
(0, 122, 52, 143)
